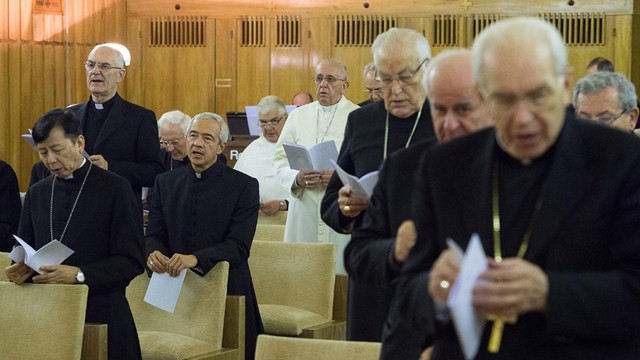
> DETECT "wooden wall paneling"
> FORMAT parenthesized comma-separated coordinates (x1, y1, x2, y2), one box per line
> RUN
(18, 0, 31, 41)
(42, 45, 58, 111)
(632, 14, 640, 88)
(268, 15, 308, 105)
(0, 44, 9, 161)
(305, 17, 334, 103)
(0, 0, 8, 40)
(612, 16, 632, 78)
(236, 17, 271, 111)
(125, 18, 144, 107)
(54, 45, 67, 107)
(214, 18, 236, 117)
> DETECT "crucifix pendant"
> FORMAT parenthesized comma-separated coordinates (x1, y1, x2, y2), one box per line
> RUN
(487, 315, 517, 353)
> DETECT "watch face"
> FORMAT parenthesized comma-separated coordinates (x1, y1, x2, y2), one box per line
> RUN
(76, 271, 85, 283)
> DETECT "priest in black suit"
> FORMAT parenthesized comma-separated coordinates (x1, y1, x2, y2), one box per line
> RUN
(6, 108, 144, 360)
(67, 43, 162, 203)
(382, 17, 640, 360)
(145, 112, 263, 360)
(320, 28, 436, 341)
(0, 159, 21, 251)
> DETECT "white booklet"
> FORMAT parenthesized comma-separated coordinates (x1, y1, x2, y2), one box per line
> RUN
(283, 140, 338, 171)
(144, 269, 187, 313)
(8, 235, 74, 275)
(446, 233, 488, 360)
(330, 159, 379, 198)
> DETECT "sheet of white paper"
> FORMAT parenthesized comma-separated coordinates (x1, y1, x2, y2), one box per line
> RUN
(11, 235, 74, 274)
(144, 269, 187, 313)
(446, 233, 488, 360)
(330, 159, 379, 198)
(283, 142, 314, 171)
(308, 140, 338, 171)
(244, 105, 262, 136)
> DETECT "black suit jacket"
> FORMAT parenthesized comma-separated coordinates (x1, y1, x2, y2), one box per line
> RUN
(382, 118, 640, 359)
(68, 94, 163, 200)
(0, 160, 21, 251)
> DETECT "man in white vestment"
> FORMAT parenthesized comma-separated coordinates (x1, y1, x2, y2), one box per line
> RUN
(234, 95, 291, 215)
(273, 58, 359, 274)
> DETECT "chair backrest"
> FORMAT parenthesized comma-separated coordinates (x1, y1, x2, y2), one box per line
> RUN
(0, 282, 89, 360)
(255, 335, 381, 360)
(249, 241, 336, 319)
(0, 252, 10, 281)
(253, 224, 285, 241)
(257, 211, 287, 225)
(126, 261, 229, 347)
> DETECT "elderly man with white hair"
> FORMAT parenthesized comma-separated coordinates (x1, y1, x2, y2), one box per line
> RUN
(145, 112, 263, 360)
(382, 17, 640, 360)
(234, 95, 290, 216)
(67, 43, 162, 205)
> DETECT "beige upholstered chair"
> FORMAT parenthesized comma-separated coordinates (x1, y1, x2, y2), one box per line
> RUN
(126, 261, 244, 360)
(0, 282, 89, 360)
(254, 335, 381, 360)
(0, 252, 10, 281)
(257, 211, 288, 225)
(253, 224, 285, 242)
(249, 241, 344, 339)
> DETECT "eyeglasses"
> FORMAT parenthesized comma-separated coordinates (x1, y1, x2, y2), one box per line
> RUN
(375, 57, 429, 87)
(313, 75, 346, 84)
(84, 60, 123, 72)
(159, 138, 182, 148)
(577, 111, 627, 125)
(258, 115, 284, 128)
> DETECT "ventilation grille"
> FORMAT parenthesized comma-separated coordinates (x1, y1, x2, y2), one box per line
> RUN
(432, 14, 458, 47)
(541, 13, 605, 46)
(241, 16, 265, 47)
(149, 16, 206, 47)
(471, 14, 502, 40)
(276, 16, 301, 47)
(335, 15, 397, 47)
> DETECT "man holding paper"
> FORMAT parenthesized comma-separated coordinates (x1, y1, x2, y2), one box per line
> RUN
(319, 28, 436, 341)
(5, 108, 144, 360)
(145, 112, 263, 360)
(273, 58, 358, 271)
(382, 17, 640, 359)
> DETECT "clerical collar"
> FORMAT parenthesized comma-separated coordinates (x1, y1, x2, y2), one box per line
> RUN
(192, 160, 224, 180)
(62, 158, 87, 180)
(320, 96, 343, 112)
(89, 93, 118, 110)
(494, 133, 557, 168)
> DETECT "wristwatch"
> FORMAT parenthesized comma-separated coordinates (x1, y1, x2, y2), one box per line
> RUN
(76, 269, 85, 284)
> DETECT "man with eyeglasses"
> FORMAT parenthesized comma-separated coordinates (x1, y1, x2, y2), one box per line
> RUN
(382, 17, 640, 360)
(573, 71, 639, 133)
(146, 112, 263, 360)
(235, 95, 290, 216)
(273, 58, 359, 272)
(320, 28, 436, 341)
(359, 62, 383, 107)
(66, 43, 162, 206)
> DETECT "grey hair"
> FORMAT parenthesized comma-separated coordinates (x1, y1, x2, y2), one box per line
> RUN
(471, 17, 567, 87)
(157, 110, 191, 135)
(257, 95, 287, 117)
(189, 112, 230, 144)
(372, 28, 431, 90)
(573, 72, 638, 113)
(89, 43, 129, 67)
(317, 58, 348, 81)
(363, 62, 376, 77)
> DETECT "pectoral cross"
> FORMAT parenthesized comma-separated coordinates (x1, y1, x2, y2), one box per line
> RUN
(487, 314, 517, 353)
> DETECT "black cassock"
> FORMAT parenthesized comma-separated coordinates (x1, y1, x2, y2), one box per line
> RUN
(19, 160, 145, 360)
(145, 160, 263, 360)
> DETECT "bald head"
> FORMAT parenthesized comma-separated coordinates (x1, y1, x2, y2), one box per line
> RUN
(426, 49, 490, 142)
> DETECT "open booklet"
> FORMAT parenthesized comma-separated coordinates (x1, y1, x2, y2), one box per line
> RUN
(446, 233, 488, 360)
(22, 129, 90, 158)
(8, 235, 74, 275)
(283, 140, 338, 171)
(330, 159, 379, 198)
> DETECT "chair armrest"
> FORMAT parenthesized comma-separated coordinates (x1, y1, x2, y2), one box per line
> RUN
(223, 295, 245, 360)
(333, 275, 348, 322)
(81, 323, 108, 360)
